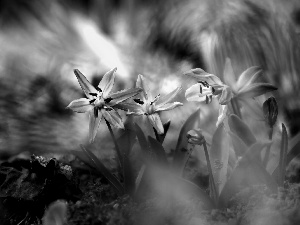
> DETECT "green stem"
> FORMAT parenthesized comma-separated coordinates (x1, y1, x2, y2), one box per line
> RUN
(203, 142, 218, 205)
(105, 119, 124, 171)
(231, 98, 242, 119)
(263, 126, 273, 167)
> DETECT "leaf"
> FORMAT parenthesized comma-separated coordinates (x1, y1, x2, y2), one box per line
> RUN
(277, 123, 288, 187)
(236, 83, 277, 99)
(134, 123, 151, 157)
(135, 164, 146, 194)
(172, 108, 201, 171)
(219, 142, 277, 207)
(228, 114, 256, 147)
(116, 127, 137, 195)
(271, 132, 300, 177)
(153, 120, 171, 144)
(228, 131, 248, 157)
(210, 123, 230, 194)
(148, 136, 168, 165)
(43, 200, 68, 225)
(79, 145, 124, 196)
(176, 177, 215, 209)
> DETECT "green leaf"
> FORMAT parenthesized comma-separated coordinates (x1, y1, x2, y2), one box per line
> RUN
(153, 120, 171, 144)
(135, 164, 146, 194)
(236, 83, 277, 99)
(79, 145, 124, 196)
(277, 124, 288, 187)
(219, 142, 277, 207)
(228, 131, 248, 157)
(272, 132, 300, 177)
(210, 123, 230, 195)
(172, 108, 201, 171)
(116, 127, 137, 195)
(43, 200, 68, 225)
(134, 123, 151, 157)
(228, 114, 256, 147)
(148, 136, 168, 165)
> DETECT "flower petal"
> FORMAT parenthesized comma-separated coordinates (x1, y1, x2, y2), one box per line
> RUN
(98, 68, 117, 98)
(223, 58, 236, 87)
(236, 66, 262, 91)
(102, 109, 125, 129)
(184, 68, 223, 85)
(185, 83, 213, 102)
(89, 109, 103, 143)
(107, 87, 143, 105)
(218, 86, 233, 105)
(155, 87, 182, 108)
(66, 98, 94, 113)
(74, 69, 97, 99)
(136, 74, 152, 101)
(155, 102, 183, 112)
(236, 83, 277, 99)
(147, 113, 164, 134)
(114, 102, 145, 115)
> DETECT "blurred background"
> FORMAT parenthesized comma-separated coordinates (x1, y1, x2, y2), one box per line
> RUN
(0, 0, 300, 162)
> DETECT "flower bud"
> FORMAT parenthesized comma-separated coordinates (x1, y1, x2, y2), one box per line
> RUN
(187, 128, 206, 145)
(263, 96, 278, 127)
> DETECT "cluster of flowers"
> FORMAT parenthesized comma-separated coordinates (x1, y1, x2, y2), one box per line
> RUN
(67, 59, 277, 143)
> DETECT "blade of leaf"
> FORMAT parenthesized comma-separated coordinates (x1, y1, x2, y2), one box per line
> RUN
(134, 123, 151, 156)
(116, 128, 137, 195)
(135, 164, 146, 194)
(219, 142, 277, 207)
(228, 131, 248, 157)
(153, 120, 171, 144)
(148, 136, 168, 165)
(228, 114, 256, 147)
(210, 123, 230, 195)
(173, 108, 201, 171)
(272, 132, 300, 177)
(236, 83, 277, 99)
(79, 145, 124, 196)
(277, 123, 288, 187)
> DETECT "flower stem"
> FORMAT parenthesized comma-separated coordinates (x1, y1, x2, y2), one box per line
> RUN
(231, 98, 242, 119)
(203, 142, 218, 205)
(263, 126, 273, 167)
(105, 119, 124, 171)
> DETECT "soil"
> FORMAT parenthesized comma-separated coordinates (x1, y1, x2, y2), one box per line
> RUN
(1, 155, 300, 225)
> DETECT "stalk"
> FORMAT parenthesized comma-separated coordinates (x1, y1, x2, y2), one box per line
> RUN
(203, 142, 218, 205)
(105, 119, 124, 170)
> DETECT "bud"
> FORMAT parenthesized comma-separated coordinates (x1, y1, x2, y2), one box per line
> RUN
(187, 128, 206, 145)
(263, 96, 278, 127)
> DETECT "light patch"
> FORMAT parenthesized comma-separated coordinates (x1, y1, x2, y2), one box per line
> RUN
(159, 76, 181, 95)
(73, 16, 129, 79)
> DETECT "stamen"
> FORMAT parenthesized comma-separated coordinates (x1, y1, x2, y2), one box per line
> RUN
(94, 108, 98, 117)
(96, 87, 102, 92)
(89, 93, 98, 97)
(104, 97, 113, 103)
(89, 99, 96, 104)
(134, 99, 144, 105)
(211, 87, 215, 94)
(104, 106, 113, 111)
(200, 85, 203, 94)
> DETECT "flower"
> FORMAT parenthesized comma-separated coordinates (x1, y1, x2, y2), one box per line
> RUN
(263, 96, 278, 128)
(67, 68, 142, 143)
(184, 59, 277, 126)
(187, 128, 206, 145)
(116, 75, 183, 134)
